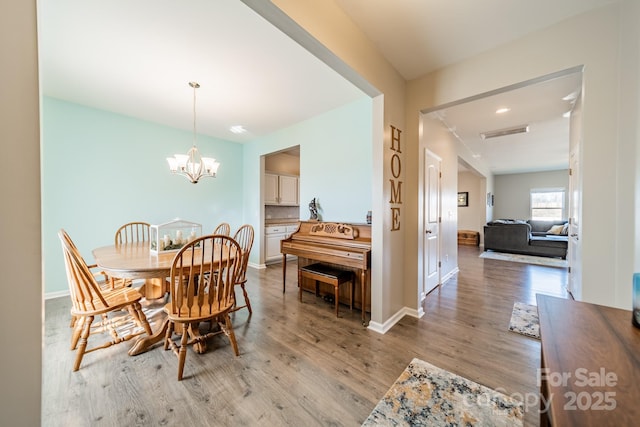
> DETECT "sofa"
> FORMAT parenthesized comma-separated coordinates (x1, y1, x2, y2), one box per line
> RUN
(483, 219, 568, 259)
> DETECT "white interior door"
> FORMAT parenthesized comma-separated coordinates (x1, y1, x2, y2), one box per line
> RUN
(423, 150, 441, 298)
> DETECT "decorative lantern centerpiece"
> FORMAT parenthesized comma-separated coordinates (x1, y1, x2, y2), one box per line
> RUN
(150, 218, 202, 254)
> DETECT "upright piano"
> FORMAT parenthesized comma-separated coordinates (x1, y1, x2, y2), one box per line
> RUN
(280, 221, 371, 324)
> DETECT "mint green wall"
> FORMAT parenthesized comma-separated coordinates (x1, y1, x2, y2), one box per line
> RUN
(42, 97, 243, 294)
(243, 97, 372, 264)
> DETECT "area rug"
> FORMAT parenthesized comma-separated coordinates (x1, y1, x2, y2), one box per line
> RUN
(480, 251, 568, 268)
(362, 358, 524, 427)
(508, 302, 540, 339)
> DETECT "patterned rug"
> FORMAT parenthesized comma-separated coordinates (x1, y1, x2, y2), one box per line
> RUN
(362, 358, 524, 427)
(508, 302, 540, 339)
(480, 251, 568, 268)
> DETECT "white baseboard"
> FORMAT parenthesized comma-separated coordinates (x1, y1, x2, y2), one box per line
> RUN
(45, 290, 69, 300)
(248, 262, 266, 270)
(367, 305, 424, 334)
(441, 267, 459, 285)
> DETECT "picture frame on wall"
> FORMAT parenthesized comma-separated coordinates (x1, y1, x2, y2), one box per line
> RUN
(458, 192, 469, 207)
(487, 192, 492, 206)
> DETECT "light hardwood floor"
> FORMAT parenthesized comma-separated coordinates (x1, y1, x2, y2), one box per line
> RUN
(43, 245, 568, 426)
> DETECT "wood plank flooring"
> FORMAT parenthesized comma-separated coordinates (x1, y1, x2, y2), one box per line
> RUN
(43, 245, 568, 426)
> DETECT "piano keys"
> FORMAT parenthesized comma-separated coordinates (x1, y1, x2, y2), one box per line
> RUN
(280, 221, 371, 325)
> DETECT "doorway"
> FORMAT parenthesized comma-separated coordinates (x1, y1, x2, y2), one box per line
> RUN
(420, 67, 584, 294)
(262, 146, 301, 265)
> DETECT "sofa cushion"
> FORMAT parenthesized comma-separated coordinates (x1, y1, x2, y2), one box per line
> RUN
(547, 225, 564, 235)
(527, 220, 567, 233)
(530, 235, 568, 249)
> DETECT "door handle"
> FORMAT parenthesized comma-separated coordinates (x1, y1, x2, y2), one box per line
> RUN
(570, 233, 578, 237)
(426, 229, 432, 234)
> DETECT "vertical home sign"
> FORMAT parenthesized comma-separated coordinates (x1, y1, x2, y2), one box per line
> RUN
(389, 125, 403, 231)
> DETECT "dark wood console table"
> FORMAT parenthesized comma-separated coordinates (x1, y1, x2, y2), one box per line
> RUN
(537, 294, 640, 426)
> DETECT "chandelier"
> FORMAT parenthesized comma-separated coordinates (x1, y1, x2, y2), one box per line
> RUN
(166, 82, 220, 183)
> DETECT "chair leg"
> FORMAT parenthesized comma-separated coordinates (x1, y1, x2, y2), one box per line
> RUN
(335, 285, 339, 317)
(164, 321, 175, 351)
(70, 315, 85, 350)
(73, 315, 94, 372)
(177, 326, 189, 381)
(220, 314, 239, 356)
(240, 283, 252, 315)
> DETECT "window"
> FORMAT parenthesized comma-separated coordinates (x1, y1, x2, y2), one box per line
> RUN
(530, 188, 565, 221)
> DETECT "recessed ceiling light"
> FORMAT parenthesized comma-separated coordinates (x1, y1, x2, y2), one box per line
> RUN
(230, 125, 246, 134)
(495, 107, 511, 114)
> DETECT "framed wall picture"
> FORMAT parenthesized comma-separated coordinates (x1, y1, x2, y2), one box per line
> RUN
(487, 192, 492, 206)
(457, 192, 469, 207)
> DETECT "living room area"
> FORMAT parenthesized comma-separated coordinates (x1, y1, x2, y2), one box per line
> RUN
(459, 168, 570, 267)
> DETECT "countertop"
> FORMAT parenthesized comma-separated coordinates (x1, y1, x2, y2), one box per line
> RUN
(265, 218, 301, 226)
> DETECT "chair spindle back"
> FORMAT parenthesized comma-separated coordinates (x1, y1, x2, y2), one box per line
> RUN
(59, 229, 109, 312)
(232, 224, 254, 284)
(213, 222, 231, 236)
(167, 235, 241, 319)
(115, 222, 150, 246)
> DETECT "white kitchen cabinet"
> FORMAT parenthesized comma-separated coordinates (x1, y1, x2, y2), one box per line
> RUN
(265, 224, 299, 263)
(278, 175, 298, 205)
(265, 173, 298, 206)
(264, 173, 279, 205)
(265, 226, 285, 262)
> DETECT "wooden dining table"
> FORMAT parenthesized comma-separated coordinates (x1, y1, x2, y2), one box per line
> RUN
(92, 241, 230, 356)
(93, 241, 175, 300)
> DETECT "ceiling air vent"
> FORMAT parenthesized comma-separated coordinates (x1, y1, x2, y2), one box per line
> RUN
(480, 125, 529, 140)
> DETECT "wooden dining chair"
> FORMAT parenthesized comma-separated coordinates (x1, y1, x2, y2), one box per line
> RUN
(113, 221, 151, 289)
(213, 222, 231, 236)
(58, 229, 152, 372)
(230, 224, 254, 315)
(115, 221, 150, 245)
(163, 234, 242, 380)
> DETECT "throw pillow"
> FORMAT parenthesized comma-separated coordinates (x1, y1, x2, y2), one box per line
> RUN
(561, 223, 569, 235)
(547, 225, 564, 235)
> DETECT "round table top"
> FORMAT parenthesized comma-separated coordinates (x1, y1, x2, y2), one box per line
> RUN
(92, 240, 232, 280)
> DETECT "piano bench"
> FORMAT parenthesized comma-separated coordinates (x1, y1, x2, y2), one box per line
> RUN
(299, 263, 354, 317)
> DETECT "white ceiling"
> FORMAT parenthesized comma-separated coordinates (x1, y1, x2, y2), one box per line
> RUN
(38, 0, 365, 143)
(39, 0, 615, 173)
(334, 0, 620, 80)
(429, 69, 582, 175)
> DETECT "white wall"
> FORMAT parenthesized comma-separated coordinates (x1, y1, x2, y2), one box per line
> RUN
(494, 170, 569, 220)
(457, 171, 485, 232)
(618, 0, 640, 286)
(0, 1, 41, 425)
